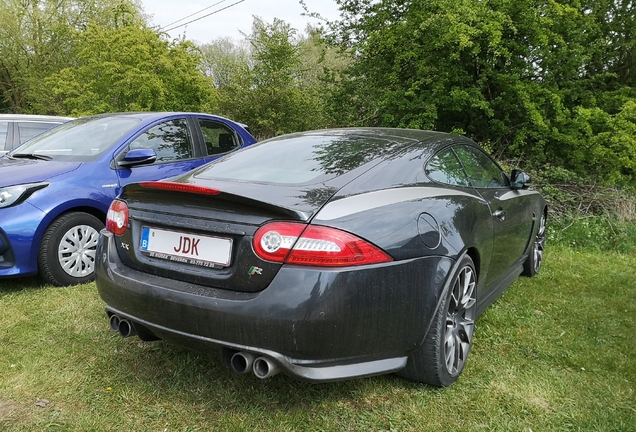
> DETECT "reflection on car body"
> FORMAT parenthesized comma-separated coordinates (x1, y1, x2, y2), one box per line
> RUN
(96, 128, 547, 386)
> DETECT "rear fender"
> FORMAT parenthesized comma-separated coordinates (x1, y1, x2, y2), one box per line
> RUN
(312, 187, 494, 280)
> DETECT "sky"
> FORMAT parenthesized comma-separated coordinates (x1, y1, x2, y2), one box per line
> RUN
(139, 0, 341, 43)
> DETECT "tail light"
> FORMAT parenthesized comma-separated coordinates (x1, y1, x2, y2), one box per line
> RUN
(106, 199, 129, 236)
(253, 222, 393, 267)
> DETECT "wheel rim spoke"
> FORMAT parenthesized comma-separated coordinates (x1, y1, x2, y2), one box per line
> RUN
(445, 331, 456, 371)
(450, 284, 460, 310)
(460, 269, 475, 308)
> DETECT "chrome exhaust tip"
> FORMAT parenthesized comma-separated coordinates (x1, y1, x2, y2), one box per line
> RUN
(109, 314, 121, 332)
(117, 318, 137, 338)
(252, 356, 280, 379)
(230, 351, 256, 374)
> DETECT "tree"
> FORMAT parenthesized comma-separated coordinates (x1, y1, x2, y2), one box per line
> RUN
(199, 37, 251, 89)
(325, 0, 636, 186)
(37, 24, 217, 115)
(199, 18, 343, 139)
(0, 0, 146, 113)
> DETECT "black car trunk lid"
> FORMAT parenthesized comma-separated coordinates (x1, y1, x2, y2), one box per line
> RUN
(114, 181, 339, 292)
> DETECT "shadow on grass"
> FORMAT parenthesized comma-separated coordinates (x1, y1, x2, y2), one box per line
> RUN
(0, 276, 47, 293)
(94, 336, 439, 413)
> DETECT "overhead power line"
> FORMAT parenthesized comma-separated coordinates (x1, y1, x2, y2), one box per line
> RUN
(160, 0, 229, 30)
(163, 0, 247, 33)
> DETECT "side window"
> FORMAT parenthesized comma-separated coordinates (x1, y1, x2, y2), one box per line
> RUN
(198, 119, 240, 155)
(16, 122, 59, 146)
(0, 121, 8, 150)
(425, 148, 470, 186)
(129, 119, 193, 162)
(454, 145, 506, 188)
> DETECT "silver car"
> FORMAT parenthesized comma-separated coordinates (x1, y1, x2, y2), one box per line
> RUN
(0, 114, 73, 155)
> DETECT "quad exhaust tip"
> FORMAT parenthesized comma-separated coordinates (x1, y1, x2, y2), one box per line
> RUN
(108, 314, 137, 338)
(226, 349, 280, 379)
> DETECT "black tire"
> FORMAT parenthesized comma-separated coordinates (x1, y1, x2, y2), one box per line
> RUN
(38, 212, 104, 286)
(398, 255, 477, 387)
(522, 211, 546, 277)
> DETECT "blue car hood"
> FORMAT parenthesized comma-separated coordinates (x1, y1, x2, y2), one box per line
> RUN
(0, 157, 81, 187)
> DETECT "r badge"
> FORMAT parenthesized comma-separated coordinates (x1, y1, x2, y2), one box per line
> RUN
(248, 266, 263, 276)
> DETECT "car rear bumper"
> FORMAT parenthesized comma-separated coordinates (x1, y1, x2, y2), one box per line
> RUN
(96, 231, 454, 382)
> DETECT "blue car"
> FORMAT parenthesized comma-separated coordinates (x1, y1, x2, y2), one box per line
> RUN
(0, 112, 256, 286)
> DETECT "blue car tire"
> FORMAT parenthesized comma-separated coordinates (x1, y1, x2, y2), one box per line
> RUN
(38, 212, 104, 286)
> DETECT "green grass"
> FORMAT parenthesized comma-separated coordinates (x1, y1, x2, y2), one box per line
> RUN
(1, 246, 635, 431)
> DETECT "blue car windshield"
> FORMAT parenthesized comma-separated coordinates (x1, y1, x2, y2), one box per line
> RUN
(11, 116, 141, 162)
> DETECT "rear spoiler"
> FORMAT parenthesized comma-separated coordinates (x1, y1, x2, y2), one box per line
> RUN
(126, 181, 312, 221)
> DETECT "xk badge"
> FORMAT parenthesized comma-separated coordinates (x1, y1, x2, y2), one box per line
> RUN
(248, 266, 263, 276)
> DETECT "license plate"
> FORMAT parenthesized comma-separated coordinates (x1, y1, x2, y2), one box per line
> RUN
(140, 227, 232, 267)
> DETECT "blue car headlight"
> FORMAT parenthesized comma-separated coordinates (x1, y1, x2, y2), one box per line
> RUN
(0, 183, 49, 208)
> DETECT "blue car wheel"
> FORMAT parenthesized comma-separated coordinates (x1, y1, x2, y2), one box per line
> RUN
(38, 212, 104, 286)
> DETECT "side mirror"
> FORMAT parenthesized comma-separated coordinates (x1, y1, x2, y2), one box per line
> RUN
(118, 148, 157, 167)
(510, 169, 531, 190)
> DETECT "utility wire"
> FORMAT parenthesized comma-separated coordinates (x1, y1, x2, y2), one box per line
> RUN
(163, 0, 246, 33)
(159, 0, 229, 30)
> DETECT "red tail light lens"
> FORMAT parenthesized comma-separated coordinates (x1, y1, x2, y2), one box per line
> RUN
(139, 181, 221, 195)
(106, 199, 129, 236)
(253, 222, 393, 267)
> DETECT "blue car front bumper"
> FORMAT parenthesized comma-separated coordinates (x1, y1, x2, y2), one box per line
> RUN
(0, 202, 49, 276)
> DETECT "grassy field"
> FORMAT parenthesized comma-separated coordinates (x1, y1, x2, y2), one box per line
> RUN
(1, 245, 634, 431)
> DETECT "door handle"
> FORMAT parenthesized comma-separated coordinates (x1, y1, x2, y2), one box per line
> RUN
(492, 209, 506, 221)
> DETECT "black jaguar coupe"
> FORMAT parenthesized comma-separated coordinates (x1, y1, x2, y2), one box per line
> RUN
(95, 128, 547, 387)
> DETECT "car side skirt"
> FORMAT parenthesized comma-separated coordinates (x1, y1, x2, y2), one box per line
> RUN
(476, 259, 525, 317)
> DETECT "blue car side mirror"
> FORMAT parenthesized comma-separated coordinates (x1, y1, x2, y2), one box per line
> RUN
(118, 148, 157, 167)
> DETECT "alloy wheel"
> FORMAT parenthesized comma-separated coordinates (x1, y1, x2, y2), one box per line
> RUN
(444, 265, 477, 375)
(533, 214, 546, 274)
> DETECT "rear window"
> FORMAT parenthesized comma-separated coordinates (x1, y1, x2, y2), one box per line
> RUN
(196, 134, 391, 185)
(16, 121, 61, 146)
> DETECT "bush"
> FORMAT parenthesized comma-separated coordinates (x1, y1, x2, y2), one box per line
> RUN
(520, 165, 636, 253)
(547, 215, 636, 254)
